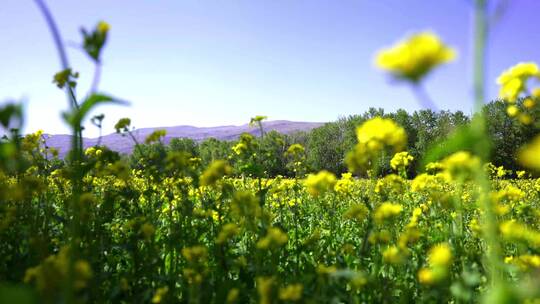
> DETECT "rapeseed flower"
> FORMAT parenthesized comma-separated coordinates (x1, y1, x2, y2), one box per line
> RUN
(279, 284, 303, 301)
(497, 62, 540, 102)
(356, 117, 407, 153)
(200, 160, 232, 186)
(376, 31, 456, 82)
(518, 135, 540, 170)
(441, 151, 481, 180)
(305, 170, 337, 196)
(390, 151, 414, 171)
(373, 202, 403, 224)
(257, 227, 288, 250)
(428, 243, 452, 268)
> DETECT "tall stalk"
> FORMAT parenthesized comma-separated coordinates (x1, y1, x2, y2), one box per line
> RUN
(472, 0, 503, 286)
(33, 0, 84, 302)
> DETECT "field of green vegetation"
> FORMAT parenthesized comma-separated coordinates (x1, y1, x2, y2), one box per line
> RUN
(2, 0, 540, 303)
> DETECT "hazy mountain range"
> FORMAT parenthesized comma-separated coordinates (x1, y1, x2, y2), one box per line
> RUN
(44, 120, 324, 156)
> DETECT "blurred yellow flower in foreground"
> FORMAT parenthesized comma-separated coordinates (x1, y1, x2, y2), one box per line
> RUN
(518, 135, 540, 170)
(356, 117, 407, 153)
(97, 21, 110, 34)
(428, 243, 452, 268)
(497, 62, 540, 102)
(376, 31, 456, 82)
(305, 170, 337, 196)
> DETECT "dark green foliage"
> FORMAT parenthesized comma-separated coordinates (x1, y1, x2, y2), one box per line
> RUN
(169, 138, 199, 157)
(128, 102, 536, 178)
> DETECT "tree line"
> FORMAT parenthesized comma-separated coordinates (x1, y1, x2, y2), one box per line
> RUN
(128, 100, 538, 178)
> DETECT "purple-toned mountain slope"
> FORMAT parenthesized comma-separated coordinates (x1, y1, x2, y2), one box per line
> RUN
(44, 120, 324, 156)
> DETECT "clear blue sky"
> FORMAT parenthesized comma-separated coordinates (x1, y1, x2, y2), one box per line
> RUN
(1, 0, 539, 137)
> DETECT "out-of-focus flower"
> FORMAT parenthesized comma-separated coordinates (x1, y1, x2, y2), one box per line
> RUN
(279, 284, 303, 301)
(497, 62, 540, 102)
(518, 135, 540, 170)
(356, 117, 407, 153)
(373, 202, 403, 224)
(376, 31, 456, 83)
(200, 160, 232, 186)
(305, 170, 337, 196)
(257, 227, 288, 250)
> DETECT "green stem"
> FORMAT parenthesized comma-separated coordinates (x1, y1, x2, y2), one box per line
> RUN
(473, 0, 487, 112)
(33, 0, 78, 110)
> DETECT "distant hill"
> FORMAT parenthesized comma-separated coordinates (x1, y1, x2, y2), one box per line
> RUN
(45, 120, 324, 156)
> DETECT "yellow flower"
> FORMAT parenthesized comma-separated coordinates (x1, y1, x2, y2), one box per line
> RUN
(390, 151, 414, 171)
(376, 31, 456, 82)
(181, 246, 208, 263)
(356, 117, 407, 153)
(497, 62, 540, 102)
(226, 288, 240, 304)
(279, 284, 303, 301)
(382, 246, 405, 264)
(533, 88, 540, 99)
(524, 97, 536, 109)
(374, 174, 405, 196)
(428, 243, 452, 268)
(200, 160, 232, 186)
(285, 143, 305, 156)
(441, 151, 481, 180)
(343, 203, 369, 222)
(151, 286, 169, 303)
(256, 276, 274, 304)
(518, 135, 540, 170)
(216, 223, 240, 244)
(316, 264, 337, 275)
(256, 227, 288, 250)
(305, 170, 337, 196)
(373, 202, 403, 224)
(518, 113, 533, 125)
(418, 268, 434, 284)
(506, 105, 519, 117)
(334, 172, 354, 194)
(97, 21, 110, 34)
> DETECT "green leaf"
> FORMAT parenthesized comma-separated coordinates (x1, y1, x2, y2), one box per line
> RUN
(421, 115, 491, 169)
(0, 103, 23, 129)
(63, 93, 128, 128)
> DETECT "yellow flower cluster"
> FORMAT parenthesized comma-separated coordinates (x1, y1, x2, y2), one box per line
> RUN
(200, 160, 232, 186)
(305, 170, 337, 196)
(347, 117, 407, 174)
(518, 135, 540, 171)
(505, 255, 540, 271)
(376, 31, 456, 82)
(257, 227, 288, 250)
(441, 151, 481, 180)
(334, 172, 354, 195)
(497, 62, 540, 124)
(373, 202, 403, 224)
(390, 151, 414, 171)
(497, 62, 540, 102)
(356, 117, 407, 152)
(418, 243, 452, 285)
(279, 283, 303, 301)
(500, 220, 540, 248)
(382, 246, 406, 265)
(24, 247, 93, 294)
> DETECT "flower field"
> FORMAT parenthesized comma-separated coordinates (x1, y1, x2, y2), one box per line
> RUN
(2, 130, 540, 303)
